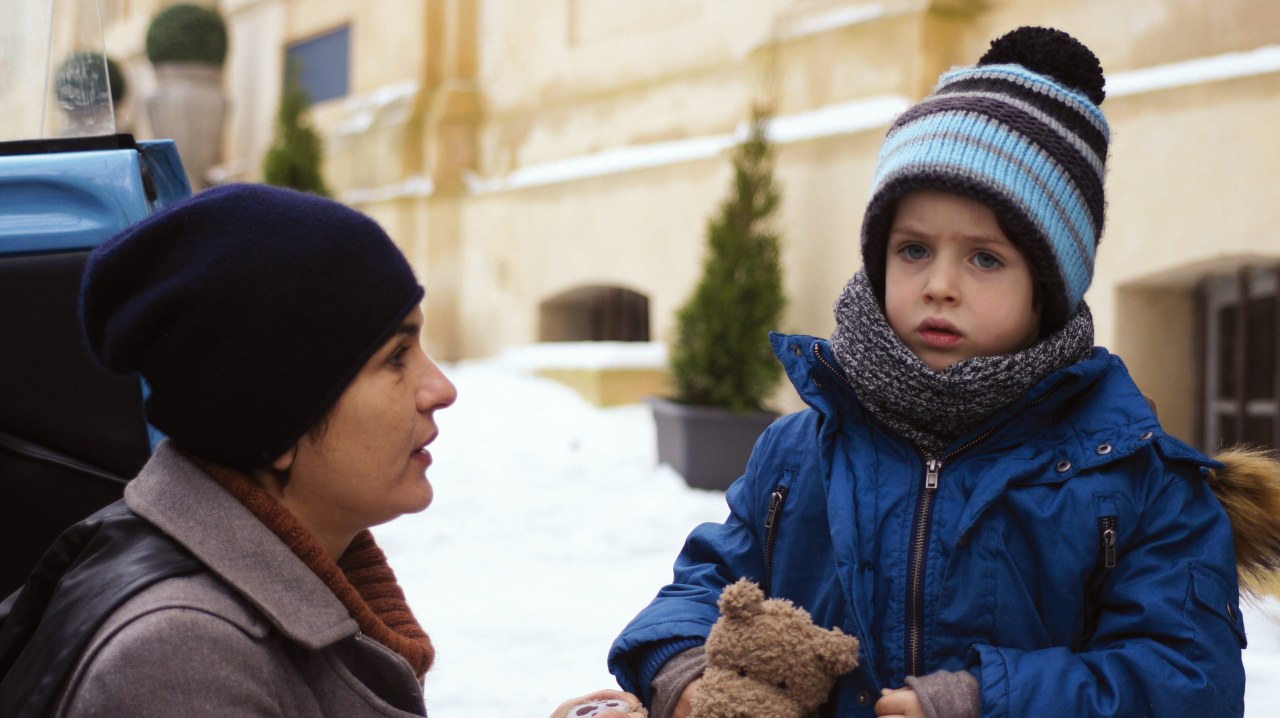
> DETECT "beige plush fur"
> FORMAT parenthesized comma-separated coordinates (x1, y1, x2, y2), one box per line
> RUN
(691, 579, 860, 718)
(1208, 446, 1280, 589)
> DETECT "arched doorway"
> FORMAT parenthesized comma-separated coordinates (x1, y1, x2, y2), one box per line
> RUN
(538, 284, 649, 342)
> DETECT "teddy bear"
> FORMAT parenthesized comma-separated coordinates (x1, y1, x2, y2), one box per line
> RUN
(691, 578, 860, 718)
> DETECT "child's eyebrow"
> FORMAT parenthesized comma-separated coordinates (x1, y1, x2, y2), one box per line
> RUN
(967, 234, 1014, 248)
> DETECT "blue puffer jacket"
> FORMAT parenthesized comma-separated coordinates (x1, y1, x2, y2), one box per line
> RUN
(609, 334, 1246, 717)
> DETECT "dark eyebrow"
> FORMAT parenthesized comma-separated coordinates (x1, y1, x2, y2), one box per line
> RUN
(395, 322, 421, 337)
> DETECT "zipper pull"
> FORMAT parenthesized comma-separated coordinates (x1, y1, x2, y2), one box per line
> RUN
(765, 489, 784, 529)
(925, 458, 941, 490)
(1102, 525, 1117, 568)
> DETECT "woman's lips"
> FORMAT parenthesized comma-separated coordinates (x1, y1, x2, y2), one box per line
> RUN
(411, 440, 434, 466)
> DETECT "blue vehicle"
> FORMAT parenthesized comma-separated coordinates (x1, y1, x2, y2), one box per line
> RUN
(0, 2, 192, 597)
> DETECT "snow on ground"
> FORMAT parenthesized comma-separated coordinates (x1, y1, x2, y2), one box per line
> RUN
(374, 358, 1280, 718)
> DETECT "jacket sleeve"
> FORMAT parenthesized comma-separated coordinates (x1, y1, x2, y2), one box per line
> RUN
(971, 456, 1247, 718)
(60, 607, 293, 716)
(607, 417, 795, 702)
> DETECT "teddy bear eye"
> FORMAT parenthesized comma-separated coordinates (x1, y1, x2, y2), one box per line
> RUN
(776, 680, 788, 691)
(737, 666, 749, 678)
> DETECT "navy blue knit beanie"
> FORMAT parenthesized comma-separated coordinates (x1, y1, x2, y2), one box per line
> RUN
(81, 183, 425, 469)
(861, 26, 1110, 333)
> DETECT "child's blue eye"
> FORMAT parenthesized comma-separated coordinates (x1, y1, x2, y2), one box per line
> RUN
(900, 244, 929, 260)
(973, 251, 1002, 269)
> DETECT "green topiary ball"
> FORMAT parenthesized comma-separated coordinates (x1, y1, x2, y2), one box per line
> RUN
(145, 3, 228, 66)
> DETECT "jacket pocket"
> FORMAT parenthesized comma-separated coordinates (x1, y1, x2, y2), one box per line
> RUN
(763, 467, 797, 596)
(1186, 563, 1247, 648)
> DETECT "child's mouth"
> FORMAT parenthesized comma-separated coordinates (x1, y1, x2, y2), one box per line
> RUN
(918, 319, 963, 348)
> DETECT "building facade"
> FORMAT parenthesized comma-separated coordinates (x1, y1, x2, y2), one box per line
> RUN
(100, 0, 1280, 452)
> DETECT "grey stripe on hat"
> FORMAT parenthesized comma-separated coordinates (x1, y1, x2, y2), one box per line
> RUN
(876, 125, 1096, 270)
(939, 66, 1110, 137)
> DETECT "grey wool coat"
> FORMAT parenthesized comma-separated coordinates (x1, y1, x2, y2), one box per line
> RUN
(55, 442, 429, 717)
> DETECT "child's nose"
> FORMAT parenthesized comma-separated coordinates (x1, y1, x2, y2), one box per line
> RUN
(922, 264, 959, 304)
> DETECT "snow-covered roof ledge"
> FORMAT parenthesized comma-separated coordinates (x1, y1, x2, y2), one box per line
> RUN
(768, 1, 932, 45)
(341, 175, 435, 206)
(1106, 45, 1280, 98)
(334, 80, 420, 137)
(499, 341, 668, 372)
(468, 94, 911, 194)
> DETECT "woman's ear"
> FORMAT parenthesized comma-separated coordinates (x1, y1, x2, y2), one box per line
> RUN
(271, 445, 298, 472)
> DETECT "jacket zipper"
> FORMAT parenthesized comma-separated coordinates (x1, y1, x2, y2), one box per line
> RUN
(764, 485, 790, 594)
(811, 341, 1065, 677)
(905, 432, 994, 676)
(903, 384, 1064, 676)
(1099, 515, 1117, 569)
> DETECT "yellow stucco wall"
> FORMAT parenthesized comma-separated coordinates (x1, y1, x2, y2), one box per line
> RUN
(98, 0, 1280, 432)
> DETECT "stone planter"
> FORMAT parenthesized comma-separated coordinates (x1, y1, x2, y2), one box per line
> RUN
(146, 63, 226, 190)
(647, 395, 778, 491)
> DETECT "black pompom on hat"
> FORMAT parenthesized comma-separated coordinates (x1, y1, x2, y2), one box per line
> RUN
(81, 183, 425, 468)
(861, 26, 1110, 333)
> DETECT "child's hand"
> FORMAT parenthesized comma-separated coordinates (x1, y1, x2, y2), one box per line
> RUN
(875, 686, 925, 717)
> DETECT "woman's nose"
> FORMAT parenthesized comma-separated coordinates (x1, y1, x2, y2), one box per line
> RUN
(417, 358, 458, 413)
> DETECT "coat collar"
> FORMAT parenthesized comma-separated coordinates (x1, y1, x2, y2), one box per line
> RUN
(771, 331, 1172, 456)
(125, 442, 358, 650)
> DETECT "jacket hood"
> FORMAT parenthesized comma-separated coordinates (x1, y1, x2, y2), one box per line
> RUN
(1207, 446, 1280, 590)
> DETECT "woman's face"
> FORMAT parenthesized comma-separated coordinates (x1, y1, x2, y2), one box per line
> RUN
(270, 306, 456, 551)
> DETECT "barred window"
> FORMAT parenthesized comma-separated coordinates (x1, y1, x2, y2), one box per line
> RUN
(285, 25, 350, 105)
(1200, 267, 1279, 450)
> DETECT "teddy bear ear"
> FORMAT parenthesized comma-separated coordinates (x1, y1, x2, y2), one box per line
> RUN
(718, 578, 766, 619)
(814, 628, 861, 675)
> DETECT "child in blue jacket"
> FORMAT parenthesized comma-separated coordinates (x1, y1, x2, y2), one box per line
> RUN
(608, 26, 1280, 718)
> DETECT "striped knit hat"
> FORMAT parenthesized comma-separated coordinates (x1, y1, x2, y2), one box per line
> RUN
(861, 26, 1109, 333)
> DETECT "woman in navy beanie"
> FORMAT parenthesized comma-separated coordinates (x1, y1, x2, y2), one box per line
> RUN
(0, 184, 643, 717)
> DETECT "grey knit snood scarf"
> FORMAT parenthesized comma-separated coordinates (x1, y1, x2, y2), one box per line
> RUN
(829, 270, 1095, 456)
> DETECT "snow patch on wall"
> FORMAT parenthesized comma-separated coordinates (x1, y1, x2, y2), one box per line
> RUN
(468, 95, 910, 194)
(1107, 45, 1280, 97)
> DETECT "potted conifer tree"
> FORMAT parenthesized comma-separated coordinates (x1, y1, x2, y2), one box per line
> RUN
(144, 3, 228, 190)
(263, 63, 330, 196)
(649, 108, 786, 491)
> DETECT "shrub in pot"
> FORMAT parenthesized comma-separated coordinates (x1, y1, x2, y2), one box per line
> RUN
(263, 62, 330, 196)
(651, 108, 787, 491)
(144, 3, 228, 190)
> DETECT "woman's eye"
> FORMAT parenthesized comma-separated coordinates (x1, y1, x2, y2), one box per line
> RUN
(389, 346, 410, 367)
(900, 243, 928, 260)
(973, 251, 1002, 269)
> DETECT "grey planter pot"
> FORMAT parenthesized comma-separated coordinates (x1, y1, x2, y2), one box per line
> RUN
(647, 396, 778, 491)
(146, 63, 227, 190)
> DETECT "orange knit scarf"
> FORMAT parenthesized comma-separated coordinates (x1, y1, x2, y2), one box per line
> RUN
(203, 465, 434, 678)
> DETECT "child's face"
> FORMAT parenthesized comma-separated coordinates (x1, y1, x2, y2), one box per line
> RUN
(884, 190, 1041, 372)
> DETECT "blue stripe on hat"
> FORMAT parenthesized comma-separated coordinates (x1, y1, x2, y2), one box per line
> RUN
(877, 111, 1097, 252)
(874, 113, 1096, 305)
